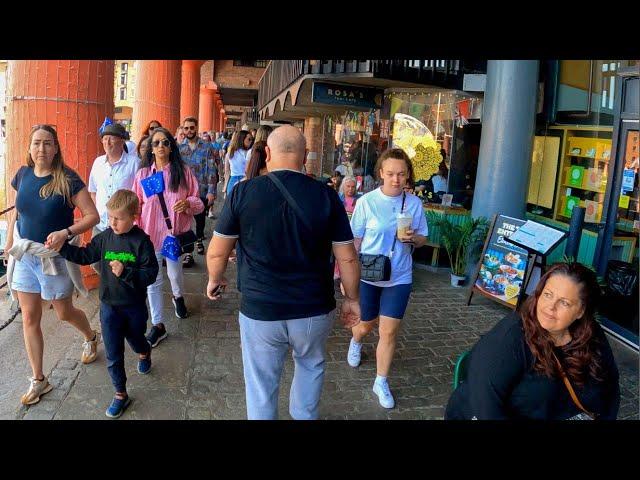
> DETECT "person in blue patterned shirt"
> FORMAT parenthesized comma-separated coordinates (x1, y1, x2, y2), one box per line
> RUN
(178, 116, 217, 267)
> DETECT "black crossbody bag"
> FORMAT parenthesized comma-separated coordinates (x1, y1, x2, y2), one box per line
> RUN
(358, 192, 406, 282)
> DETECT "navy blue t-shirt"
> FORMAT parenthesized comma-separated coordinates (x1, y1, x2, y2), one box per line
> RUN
(12, 166, 85, 244)
(214, 170, 354, 321)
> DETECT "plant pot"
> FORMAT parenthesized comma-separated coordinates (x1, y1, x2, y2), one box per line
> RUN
(450, 273, 466, 287)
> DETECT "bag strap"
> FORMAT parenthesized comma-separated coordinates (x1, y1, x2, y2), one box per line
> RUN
(152, 167, 173, 233)
(390, 192, 407, 257)
(267, 172, 312, 233)
(553, 352, 596, 419)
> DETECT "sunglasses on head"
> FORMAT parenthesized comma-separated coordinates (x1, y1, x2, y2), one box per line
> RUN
(152, 139, 171, 148)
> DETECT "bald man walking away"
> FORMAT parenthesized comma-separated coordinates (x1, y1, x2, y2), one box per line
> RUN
(206, 126, 361, 420)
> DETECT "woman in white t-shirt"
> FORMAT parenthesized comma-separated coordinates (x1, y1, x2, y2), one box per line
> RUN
(347, 148, 428, 409)
(223, 130, 252, 197)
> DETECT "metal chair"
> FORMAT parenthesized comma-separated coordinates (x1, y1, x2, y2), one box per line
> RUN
(452, 350, 471, 390)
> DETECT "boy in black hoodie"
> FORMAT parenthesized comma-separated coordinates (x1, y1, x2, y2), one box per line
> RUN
(59, 189, 158, 418)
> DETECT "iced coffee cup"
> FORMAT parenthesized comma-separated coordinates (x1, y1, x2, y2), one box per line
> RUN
(396, 212, 413, 240)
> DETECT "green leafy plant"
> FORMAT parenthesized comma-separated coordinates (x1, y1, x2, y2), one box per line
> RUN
(427, 213, 490, 276)
(559, 255, 595, 272)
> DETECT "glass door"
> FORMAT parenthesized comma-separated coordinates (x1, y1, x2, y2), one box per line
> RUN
(600, 121, 640, 349)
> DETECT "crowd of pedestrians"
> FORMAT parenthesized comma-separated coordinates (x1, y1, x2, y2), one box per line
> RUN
(2, 120, 621, 420)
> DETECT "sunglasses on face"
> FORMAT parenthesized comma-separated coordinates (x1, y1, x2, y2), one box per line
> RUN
(183, 125, 196, 131)
(152, 139, 171, 148)
(149, 125, 159, 131)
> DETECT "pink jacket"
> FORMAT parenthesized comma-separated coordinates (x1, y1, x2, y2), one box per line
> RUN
(133, 163, 204, 251)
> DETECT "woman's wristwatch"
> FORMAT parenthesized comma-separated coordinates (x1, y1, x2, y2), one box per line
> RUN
(66, 227, 77, 240)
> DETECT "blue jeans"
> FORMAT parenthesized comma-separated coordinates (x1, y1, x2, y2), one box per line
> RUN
(238, 310, 335, 420)
(100, 302, 151, 393)
(226, 175, 243, 196)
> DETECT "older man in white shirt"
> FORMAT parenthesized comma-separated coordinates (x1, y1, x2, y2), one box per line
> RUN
(88, 123, 140, 273)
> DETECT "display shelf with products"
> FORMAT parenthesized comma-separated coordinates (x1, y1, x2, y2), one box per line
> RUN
(551, 126, 613, 225)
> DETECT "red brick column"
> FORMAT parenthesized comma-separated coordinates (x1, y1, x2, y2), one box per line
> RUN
(5, 60, 115, 290)
(219, 109, 226, 132)
(180, 60, 205, 122)
(303, 117, 323, 176)
(198, 86, 215, 132)
(132, 60, 181, 142)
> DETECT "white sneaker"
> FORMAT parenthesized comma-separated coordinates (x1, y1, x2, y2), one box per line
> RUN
(347, 338, 362, 367)
(81, 330, 99, 364)
(21, 376, 54, 405)
(373, 379, 395, 409)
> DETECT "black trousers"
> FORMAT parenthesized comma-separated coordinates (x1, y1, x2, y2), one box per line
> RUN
(100, 302, 151, 393)
(194, 196, 209, 241)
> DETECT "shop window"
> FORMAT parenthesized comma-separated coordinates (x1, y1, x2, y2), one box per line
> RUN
(616, 130, 639, 242)
(527, 124, 612, 227)
(387, 89, 482, 208)
(555, 60, 636, 125)
(526, 60, 633, 225)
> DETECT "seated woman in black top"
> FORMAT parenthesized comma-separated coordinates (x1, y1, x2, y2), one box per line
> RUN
(446, 262, 620, 420)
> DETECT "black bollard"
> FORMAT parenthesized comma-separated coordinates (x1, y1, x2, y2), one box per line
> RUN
(565, 206, 585, 260)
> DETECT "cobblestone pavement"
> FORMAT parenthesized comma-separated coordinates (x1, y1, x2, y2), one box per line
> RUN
(2, 204, 638, 420)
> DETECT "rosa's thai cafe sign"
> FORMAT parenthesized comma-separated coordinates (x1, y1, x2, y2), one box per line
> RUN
(312, 82, 383, 109)
(467, 215, 529, 309)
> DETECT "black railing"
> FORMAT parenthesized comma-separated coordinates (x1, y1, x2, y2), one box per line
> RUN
(258, 60, 305, 111)
(258, 60, 485, 110)
(240, 107, 259, 125)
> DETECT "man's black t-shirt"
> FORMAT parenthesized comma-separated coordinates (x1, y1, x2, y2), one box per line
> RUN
(214, 170, 354, 321)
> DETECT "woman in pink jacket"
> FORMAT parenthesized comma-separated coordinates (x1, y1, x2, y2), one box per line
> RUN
(133, 127, 204, 348)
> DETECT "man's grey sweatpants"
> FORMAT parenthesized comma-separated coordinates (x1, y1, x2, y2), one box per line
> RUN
(238, 310, 335, 420)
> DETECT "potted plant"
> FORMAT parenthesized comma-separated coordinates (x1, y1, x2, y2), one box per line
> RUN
(427, 212, 490, 287)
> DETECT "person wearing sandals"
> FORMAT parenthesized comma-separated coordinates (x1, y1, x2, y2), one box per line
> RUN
(445, 262, 620, 420)
(58, 190, 158, 418)
(4, 124, 100, 405)
(178, 116, 217, 266)
(133, 127, 204, 347)
(347, 148, 428, 409)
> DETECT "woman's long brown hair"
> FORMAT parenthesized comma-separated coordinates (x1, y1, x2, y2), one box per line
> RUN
(245, 141, 267, 180)
(520, 262, 605, 386)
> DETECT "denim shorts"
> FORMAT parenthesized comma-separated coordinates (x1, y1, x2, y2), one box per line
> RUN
(11, 252, 74, 300)
(360, 281, 412, 322)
